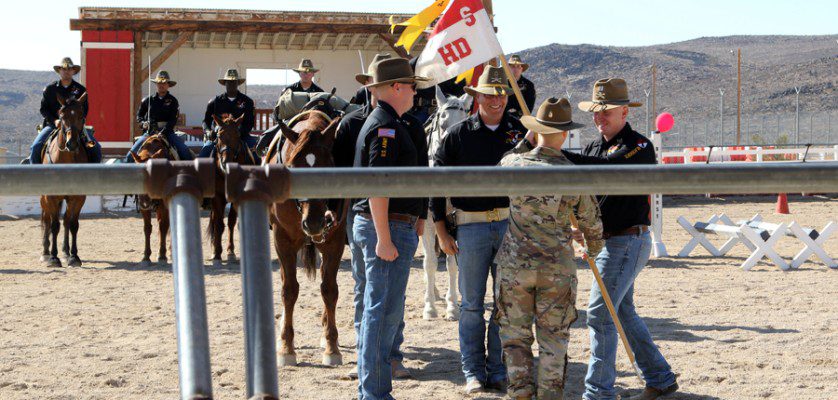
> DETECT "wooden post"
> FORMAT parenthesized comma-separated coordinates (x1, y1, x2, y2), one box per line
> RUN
(377, 33, 409, 59)
(651, 64, 657, 121)
(499, 54, 531, 116)
(132, 31, 143, 140)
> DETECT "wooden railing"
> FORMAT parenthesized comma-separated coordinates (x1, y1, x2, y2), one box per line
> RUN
(254, 109, 274, 133)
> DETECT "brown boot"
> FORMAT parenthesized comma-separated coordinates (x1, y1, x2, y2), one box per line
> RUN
(628, 381, 679, 400)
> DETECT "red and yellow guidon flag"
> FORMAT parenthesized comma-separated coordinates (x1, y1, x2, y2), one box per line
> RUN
(415, 0, 502, 88)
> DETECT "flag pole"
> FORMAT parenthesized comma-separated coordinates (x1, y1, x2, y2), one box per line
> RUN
(498, 53, 531, 116)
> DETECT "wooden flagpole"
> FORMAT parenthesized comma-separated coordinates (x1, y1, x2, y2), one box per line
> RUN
(499, 54, 531, 116)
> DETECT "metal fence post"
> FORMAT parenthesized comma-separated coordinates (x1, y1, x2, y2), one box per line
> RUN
(225, 163, 290, 400)
(146, 159, 216, 400)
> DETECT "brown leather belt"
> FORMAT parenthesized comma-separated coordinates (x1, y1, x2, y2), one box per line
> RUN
(602, 225, 649, 240)
(359, 212, 418, 225)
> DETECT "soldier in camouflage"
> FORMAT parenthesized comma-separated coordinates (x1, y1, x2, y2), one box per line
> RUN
(495, 98, 604, 400)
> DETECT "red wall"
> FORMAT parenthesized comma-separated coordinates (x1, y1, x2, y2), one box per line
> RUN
(82, 31, 133, 142)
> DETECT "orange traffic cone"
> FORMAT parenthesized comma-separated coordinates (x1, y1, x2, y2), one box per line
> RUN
(776, 193, 790, 214)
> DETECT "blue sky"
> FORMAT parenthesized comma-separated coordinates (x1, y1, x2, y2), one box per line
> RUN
(4, 0, 836, 75)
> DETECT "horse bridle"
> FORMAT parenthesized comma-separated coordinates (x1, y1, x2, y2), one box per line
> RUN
(280, 132, 343, 244)
(56, 120, 84, 153)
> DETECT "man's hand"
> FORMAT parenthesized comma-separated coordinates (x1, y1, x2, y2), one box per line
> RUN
(434, 221, 458, 255)
(376, 239, 399, 261)
(571, 227, 585, 246)
(416, 219, 425, 237)
(525, 130, 536, 146)
(141, 121, 150, 131)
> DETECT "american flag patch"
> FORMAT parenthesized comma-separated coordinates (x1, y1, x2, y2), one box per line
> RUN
(378, 128, 396, 138)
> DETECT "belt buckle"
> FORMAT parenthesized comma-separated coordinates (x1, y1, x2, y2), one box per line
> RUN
(486, 209, 500, 222)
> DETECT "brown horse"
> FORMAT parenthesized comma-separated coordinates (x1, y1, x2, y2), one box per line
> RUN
(129, 132, 172, 267)
(40, 93, 88, 268)
(208, 114, 258, 267)
(266, 110, 346, 366)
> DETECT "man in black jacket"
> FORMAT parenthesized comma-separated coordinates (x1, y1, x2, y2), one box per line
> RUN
(432, 66, 526, 394)
(125, 71, 193, 162)
(29, 57, 100, 164)
(198, 69, 256, 158)
(287, 58, 325, 93)
(504, 55, 536, 118)
(568, 78, 678, 400)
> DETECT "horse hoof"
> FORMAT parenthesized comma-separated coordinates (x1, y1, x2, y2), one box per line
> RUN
(322, 353, 343, 366)
(139, 259, 152, 268)
(277, 354, 297, 367)
(157, 256, 168, 264)
(423, 306, 438, 320)
(68, 256, 82, 268)
(40, 255, 48, 262)
(212, 259, 222, 268)
(47, 257, 63, 268)
(226, 253, 237, 263)
(445, 306, 460, 321)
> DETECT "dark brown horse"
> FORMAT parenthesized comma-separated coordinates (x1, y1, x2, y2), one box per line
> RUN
(129, 132, 172, 267)
(266, 110, 346, 366)
(40, 93, 88, 268)
(208, 114, 258, 266)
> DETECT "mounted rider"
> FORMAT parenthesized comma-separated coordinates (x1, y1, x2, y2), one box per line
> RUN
(125, 71, 193, 162)
(27, 57, 101, 164)
(198, 69, 256, 158)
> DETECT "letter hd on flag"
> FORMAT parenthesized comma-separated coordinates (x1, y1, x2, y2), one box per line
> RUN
(415, 0, 502, 89)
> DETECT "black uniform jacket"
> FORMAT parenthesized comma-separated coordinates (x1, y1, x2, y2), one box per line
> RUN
(137, 92, 179, 132)
(40, 80, 88, 128)
(562, 122, 656, 233)
(202, 92, 255, 135)
(288, 81, 325, 93)
(431, 112, 526, 221)
(504, 75, 536, 117)
(352, 101, 428, 219)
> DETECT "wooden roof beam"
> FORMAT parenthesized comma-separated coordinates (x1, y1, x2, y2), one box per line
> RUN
(348, 33, 361, 49)
(301, 33, 313, 49)
(224, 32, 231, 47)
(70, 19, 393, 34)
(255, 32, 264, 48)
(140, 32, 191, 84)
(332, 33, 345, 50)
(285, 33, 296, 50)
(271, 32, 281, 50)
(363, 34, 376, 50)
(208, 32, 215, 48)
(317, 33, 330, 50)
(239, 32, 248, 49)
(377, 33, 408, 59)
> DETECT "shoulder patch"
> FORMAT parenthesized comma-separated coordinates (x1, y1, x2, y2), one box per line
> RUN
(637, 139, 648, 148)
(378, 128, 396, 138)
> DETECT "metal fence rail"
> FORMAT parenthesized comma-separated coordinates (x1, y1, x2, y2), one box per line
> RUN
(2, 162, 838, 197)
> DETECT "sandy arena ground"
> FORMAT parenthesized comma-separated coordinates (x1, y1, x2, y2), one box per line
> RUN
(0, 195, 836, 399)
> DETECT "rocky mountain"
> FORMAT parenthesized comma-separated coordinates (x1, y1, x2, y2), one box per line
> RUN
(1, 35, 835, 153)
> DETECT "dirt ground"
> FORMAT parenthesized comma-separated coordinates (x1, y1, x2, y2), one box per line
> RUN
(0, 195, 836, 400)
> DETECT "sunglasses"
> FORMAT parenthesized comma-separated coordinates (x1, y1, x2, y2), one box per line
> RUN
(391, 82, 417, 91)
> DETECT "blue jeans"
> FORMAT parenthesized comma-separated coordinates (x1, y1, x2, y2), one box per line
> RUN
(125, 130, 194, 162)
(456, 220, 509, 384)
(198, 133, 257, 158)
(584, 231, 676, 400)
(30, 126, 101, 164)
(348, 209, 405, 360)
(353, 214, 418, 400)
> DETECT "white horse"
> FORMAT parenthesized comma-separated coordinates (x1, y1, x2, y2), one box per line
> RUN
(420, 87, 472, 320)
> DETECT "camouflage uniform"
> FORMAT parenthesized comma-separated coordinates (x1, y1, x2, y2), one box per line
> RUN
(495, 143, 604, 399)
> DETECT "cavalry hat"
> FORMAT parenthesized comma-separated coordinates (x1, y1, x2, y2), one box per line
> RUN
(218, 69, 245, 85)
(364, 58, 429, 88)
(464, 65, 513, 97)
(507, 55, 529, 72)
(355, 53, 393, 85)
(292, 59, 319, 73)
(151, 70, 177, 87)
(522, 97, 585, 134)
(578, 78, 643, 112)
(53, 57, 81, 75)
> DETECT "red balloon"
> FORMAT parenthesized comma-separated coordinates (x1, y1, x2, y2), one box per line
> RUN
(656, 113, 675, 133)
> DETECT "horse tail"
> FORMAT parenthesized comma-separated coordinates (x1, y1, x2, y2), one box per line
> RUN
(302, 241, 318, 280)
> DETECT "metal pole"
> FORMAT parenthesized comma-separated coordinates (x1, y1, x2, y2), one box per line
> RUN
(719, 89, 725, 146)
(237, 200, 280, 399)
(736, 48, 741, 145)
(644, 89, 651, 134)
(0, 164, 145, 195)
(810, 113, 815, 144)
(168, 191, 213, 400)
(795, 87, 801, 144)
(651, 64, 657, 119)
